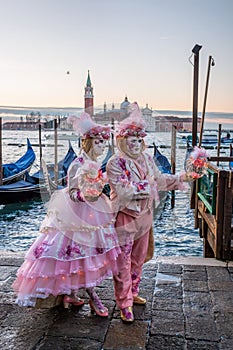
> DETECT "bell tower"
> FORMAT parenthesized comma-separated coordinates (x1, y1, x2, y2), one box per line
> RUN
(84, 70, 94, 116)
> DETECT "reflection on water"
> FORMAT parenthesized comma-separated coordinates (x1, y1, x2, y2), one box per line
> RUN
(0, 200, 46, 251)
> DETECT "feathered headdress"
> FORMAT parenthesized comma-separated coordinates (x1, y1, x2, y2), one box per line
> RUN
(116, 102, 147, 138)
(67, 112, 111, 139)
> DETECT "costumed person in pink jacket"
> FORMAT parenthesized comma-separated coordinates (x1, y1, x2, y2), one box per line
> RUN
(12, 112, 120, 317)
(106, 102, 189, 323)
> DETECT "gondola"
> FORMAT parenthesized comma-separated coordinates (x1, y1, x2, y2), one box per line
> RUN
(0, 175, 55, 204)
(1, 138, 36, 184)
(153, 143, 171, 219)
(0, 142, 113, 204)
(0, 142, 77, 204)
(30, 141, 77, 186)
(153, 142, 171, 174)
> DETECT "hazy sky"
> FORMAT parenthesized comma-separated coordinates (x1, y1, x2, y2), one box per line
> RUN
(0, 0, 233, 112)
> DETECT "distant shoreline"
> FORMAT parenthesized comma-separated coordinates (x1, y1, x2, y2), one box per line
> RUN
(0, 106, 233, 131)
(0, 105, 232, 114)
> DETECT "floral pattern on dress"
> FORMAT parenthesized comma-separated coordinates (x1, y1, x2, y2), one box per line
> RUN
(104, 232, 118, 246)
(132, 280, 140, 294)
(58, 243, 85, 260)
(131, 271, 140, 294)
(120, 240, 133, 259)
(34, 240, 54, 259)
(75, 156, 84, 164)
(117, 157, 131, 186)
(95, 247, 106, 255)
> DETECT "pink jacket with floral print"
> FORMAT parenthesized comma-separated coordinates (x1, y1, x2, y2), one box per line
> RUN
(106, 151, 185, 218)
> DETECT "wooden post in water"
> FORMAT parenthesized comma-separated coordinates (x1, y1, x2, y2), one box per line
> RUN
(171, 125, 177, 208)
(111, 117, 115, 153)
(0, 117, 2, 185)
(217, 124, 222, 166)
(199, 56, 215, 146)
(39, 122, 42, 169)
(230, 144, 233, 169)
(54, 119, 58, 186)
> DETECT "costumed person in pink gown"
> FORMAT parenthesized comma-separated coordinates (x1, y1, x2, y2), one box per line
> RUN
(12, 112, 120, 317)
(106, 102, 190, 323)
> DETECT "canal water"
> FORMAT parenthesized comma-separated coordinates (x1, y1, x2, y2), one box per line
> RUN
(1, 129, 231, 256)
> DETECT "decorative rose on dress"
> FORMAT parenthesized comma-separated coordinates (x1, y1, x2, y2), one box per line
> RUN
(185, 146, 208, 179)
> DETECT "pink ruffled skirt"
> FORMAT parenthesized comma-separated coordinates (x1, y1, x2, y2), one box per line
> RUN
(12, 189, 120, 307)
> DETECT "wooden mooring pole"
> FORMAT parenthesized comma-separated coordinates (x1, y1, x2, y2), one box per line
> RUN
(230, 144, 233, 169)
(111, 117, 115, 153)
(171, 125, 177, 208)
(217, 124, 222, 166)
(198, 56, 215, 146)
(39, 122, 42, 169)
(54, 119, 58, 186)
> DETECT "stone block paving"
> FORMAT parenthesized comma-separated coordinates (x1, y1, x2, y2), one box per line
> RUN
(0, 252, 233, 350)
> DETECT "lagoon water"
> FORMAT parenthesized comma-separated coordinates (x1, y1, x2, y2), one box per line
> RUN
(0, 127, 232, 256)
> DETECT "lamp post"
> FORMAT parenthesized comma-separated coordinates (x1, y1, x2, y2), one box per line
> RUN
(191, 44, 202, 147)
(189, 44, 202, 209)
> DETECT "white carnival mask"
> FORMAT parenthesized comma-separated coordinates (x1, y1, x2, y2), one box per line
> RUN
(126, 136, 143, 156)
(92, 138, 107, 157)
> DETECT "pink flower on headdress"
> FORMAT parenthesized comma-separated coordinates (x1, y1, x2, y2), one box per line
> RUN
(67, 112, 110, 139)
(118, 126, 147, 138)
(85, 125, 111, 140)
(116, 102, 147, 138)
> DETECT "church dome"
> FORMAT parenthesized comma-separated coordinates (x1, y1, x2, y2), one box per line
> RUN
(120, 96, 130, 110)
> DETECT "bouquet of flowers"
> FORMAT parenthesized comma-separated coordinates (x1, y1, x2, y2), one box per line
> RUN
(185, 146, 208, 179)
(76, 161, 105, 201)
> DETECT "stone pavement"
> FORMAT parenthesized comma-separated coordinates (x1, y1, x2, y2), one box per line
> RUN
(0, 251, 233, 350)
